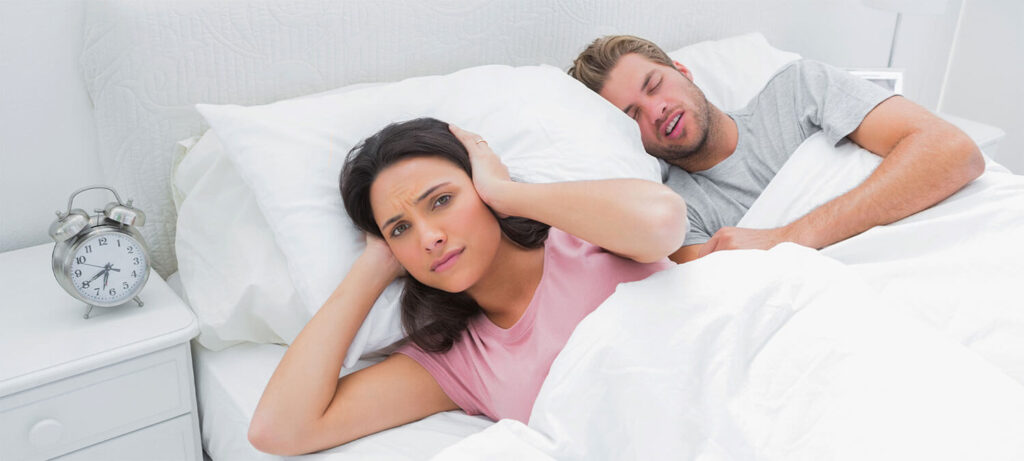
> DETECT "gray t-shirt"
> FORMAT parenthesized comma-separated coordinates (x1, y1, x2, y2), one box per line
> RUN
(665, 59, 895, 246)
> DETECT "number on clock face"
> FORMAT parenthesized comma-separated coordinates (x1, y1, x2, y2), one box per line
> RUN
(69, 233, 147, 304)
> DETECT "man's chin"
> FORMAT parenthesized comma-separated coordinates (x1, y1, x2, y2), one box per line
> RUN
(648, 145, 697, 164)
(648, 132, 710, 166)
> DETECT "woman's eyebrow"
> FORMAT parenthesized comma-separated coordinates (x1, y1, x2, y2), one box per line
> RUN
(381, 182, 451, 229)
(415, 182, 450, 204)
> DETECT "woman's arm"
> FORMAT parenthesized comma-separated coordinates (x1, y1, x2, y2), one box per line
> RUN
(248, 237, 457, 455)
(450, 125, 687, 263)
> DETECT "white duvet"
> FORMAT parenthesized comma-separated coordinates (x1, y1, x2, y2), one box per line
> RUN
(435, 135, 1024, 460)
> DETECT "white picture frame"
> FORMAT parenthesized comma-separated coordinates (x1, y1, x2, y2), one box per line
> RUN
(847, 68, 904, 95)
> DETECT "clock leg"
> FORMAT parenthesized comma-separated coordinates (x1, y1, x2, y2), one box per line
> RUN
(133, 296, 144, 308)
(83, 304, 94, 319)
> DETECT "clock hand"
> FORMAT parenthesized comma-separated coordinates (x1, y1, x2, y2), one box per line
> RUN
(103, 268, 110, 289)
(80, 262, 108, 269)
(87, 268, 107, 283)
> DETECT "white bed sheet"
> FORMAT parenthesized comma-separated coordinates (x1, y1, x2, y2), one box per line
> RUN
(435, 245, 1024, 460)
(166, 274, 493, 461)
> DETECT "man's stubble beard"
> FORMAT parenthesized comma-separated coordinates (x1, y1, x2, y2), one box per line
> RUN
(648, 90, 716, 169)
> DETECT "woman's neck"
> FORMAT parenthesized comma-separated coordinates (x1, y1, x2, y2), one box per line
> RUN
(466, 236, 545, 329)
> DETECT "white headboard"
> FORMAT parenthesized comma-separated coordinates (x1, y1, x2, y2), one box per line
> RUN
(0, 0, 962, 276)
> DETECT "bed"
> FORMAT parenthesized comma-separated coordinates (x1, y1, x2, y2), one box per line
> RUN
(30, 0, 1024, 459)
(169, 335, 491, 460)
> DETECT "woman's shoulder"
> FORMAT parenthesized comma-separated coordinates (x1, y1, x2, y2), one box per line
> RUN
(545, 227, 608, 259)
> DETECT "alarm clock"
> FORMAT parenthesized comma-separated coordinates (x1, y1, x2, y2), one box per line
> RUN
(48, 185, 151, 319)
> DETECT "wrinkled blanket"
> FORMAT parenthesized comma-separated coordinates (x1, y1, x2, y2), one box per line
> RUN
(435, 134, 1024, 460)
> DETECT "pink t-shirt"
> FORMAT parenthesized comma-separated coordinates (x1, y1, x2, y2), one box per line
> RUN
(395, 228, 673, 423)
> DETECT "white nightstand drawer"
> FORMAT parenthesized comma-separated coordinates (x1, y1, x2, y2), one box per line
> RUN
(56, 413, 200, 461)
(0, 343, 193, 460)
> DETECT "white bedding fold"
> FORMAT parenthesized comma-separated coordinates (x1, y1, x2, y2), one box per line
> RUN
(739, 133, 1024, 384)
(435, 245, 1024, 460)
(436, 134, 1024, 459)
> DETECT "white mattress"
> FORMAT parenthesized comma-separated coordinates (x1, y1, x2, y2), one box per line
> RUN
(166, 273, 493, 460)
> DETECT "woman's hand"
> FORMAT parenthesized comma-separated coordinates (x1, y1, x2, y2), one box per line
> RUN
(448, 124, 513, 216)
(360, 234, 406, 281)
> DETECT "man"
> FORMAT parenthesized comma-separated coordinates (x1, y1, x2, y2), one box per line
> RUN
(569, 35, 984, 264)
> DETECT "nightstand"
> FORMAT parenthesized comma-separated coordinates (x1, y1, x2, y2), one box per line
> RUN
(939, 113, 1008, 159)
(0, 243, 202, 460)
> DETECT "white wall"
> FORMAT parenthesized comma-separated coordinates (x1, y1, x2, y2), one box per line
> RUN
(0, 0, 104, 253)
(0, 0, 976, 257)
(940, 0, 1024, 173)
(893, 0, 964, 111)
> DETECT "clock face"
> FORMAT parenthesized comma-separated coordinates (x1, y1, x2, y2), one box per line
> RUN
(68, 232, 149, 305)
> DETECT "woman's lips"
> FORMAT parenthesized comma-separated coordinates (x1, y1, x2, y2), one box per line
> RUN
(431, 248, 464, 272)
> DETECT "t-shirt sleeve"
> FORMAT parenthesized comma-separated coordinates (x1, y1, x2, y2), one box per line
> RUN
(393, 342, 482, 417)
(664, 167, 712, 246)
(757, 59, 895, 147)
(683, 202, 709, 246)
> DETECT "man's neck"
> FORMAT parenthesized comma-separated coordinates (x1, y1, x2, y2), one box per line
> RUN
(671, 109, 738, 173)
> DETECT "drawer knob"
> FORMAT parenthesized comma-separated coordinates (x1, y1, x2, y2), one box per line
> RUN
(29, 419, 64, 448)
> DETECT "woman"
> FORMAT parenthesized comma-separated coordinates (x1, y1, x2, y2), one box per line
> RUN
(248, 117, 687, 455)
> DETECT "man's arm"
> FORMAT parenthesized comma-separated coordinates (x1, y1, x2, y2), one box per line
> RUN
(670, 244, 703, 264)
(700, 96, 985, 256)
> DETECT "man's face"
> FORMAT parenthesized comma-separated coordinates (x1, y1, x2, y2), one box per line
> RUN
(599, 53, 714, 163)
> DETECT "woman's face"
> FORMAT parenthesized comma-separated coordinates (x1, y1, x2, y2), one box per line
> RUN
(370, 155, 503, 293)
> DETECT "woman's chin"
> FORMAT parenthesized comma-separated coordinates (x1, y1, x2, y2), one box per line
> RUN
(416, 273, 475, 294)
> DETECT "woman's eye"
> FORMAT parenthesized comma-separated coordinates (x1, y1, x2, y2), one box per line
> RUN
(391, 223, 410, 237)
(433, 194, 451, 208)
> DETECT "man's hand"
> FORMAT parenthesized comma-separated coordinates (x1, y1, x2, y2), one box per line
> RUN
(697, 227, 793, 257)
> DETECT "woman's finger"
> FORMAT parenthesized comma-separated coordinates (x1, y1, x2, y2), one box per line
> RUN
(449, 124, 488, 151)
(449, 124, 478, 142)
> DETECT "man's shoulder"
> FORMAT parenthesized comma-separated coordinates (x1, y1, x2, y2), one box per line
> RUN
(767, 58, 836, 81)
(753, 59, 837, 100)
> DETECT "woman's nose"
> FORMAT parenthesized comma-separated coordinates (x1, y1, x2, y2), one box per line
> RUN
(422, 227, 446, 252)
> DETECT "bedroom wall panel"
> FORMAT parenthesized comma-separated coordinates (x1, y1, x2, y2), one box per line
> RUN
(0, 1, 103, 254)
(941, 0, 1024, 174)
(1, 0, 962, 274)
(893, 0, 965, 111)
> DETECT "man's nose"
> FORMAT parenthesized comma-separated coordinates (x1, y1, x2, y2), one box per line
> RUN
(645, 99, 667, 123)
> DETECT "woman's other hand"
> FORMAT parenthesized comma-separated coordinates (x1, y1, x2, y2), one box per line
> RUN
(448, 124, 512, 216)
(362, 234, 406, 281)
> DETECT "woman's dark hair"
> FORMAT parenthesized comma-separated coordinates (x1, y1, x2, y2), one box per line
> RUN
(340, 117, 549, 352)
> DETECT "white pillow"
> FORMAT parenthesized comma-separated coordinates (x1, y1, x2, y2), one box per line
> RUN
(174, 82, 385, 352)
(668, 32, 801, 112)
(173, 131, 310, 350)
(178, 35, 804, 366)
(197, 64, 659, 367)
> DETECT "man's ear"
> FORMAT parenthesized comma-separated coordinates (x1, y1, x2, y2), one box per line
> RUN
(673, 61, 694, 81)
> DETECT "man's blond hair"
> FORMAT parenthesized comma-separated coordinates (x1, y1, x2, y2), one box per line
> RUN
(568, 35, 675, 93)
